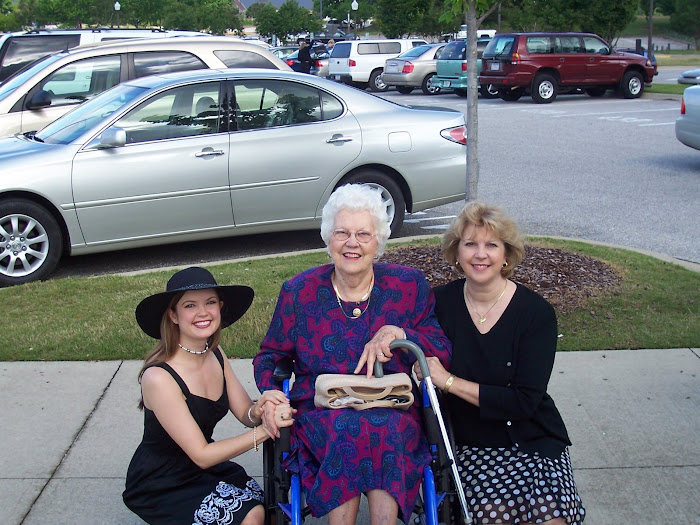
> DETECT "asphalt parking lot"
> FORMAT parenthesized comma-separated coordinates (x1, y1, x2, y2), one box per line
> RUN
(51, 73, 698, 280)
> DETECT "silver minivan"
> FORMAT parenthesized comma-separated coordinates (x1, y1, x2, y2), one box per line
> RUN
(0, 36, 290, 137)
(0, 28, 207, 82)
(328, 38, 427, 92)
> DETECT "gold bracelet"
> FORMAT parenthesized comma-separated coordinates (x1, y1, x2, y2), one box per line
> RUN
(253, 425, 259, 452)
(443, 374, 456, 394)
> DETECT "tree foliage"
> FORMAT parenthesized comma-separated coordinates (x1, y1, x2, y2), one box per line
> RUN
(253, 1, 321, 44)
(670, 0, 700, 50)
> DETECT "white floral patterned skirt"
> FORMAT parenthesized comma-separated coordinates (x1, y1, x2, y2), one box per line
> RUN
(193, 479, 263, 525)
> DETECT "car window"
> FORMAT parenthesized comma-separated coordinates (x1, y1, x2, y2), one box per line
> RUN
(132, 51, 207, 78)
(554, 36, 583, 54)
(483, 36, 514, 58)
(112, 81, 221, 143)
(440, 41, 466, 60)
(234, 80, 337, 130)
(40, 55, 121, 107)
(0, 35, 81, 81)
(398, 45, 431, 59)
(213, 50, 279, 69)
(526, 37, 552, 54)
(582, 36, 608, 54)
(330, 42, 351, 58)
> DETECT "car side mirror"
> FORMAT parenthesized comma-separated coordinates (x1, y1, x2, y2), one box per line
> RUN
(27, 90, 52, 110)
(97, 127, 126, 148)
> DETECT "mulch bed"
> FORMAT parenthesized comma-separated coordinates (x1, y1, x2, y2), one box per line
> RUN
(382, 244, 621, 312)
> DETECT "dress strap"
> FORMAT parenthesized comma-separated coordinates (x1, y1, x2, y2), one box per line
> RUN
(152, 362, 191, 397)
(213, 347, 227, 388)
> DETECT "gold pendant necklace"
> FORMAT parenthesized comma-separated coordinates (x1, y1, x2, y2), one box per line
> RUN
(464, 280, 508, 324)
(332, 273, 374, 319)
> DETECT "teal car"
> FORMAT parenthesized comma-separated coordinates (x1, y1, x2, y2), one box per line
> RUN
(432, 38, 498, 98)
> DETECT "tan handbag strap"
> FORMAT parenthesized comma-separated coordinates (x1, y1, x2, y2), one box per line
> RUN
(340, 385, 394, 400)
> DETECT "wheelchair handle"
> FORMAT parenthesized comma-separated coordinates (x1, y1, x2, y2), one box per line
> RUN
(373, 339, 429, 378)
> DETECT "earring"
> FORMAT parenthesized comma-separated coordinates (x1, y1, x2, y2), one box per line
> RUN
(455, 261, 460, 267)
(503, 261, 508, 268)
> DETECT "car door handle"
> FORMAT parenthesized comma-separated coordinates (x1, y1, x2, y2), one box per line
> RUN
(326, 136, 353, 144)
(195, 149, 225, 157)
(560, 57, 565, 62)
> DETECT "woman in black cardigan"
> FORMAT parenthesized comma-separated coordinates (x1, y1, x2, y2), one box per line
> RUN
(415, 202, 585, 525)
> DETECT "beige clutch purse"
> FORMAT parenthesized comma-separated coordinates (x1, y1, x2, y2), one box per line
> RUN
(314, 373, 414, 410)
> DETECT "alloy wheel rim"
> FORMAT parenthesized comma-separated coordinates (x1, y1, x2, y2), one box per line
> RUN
(0, 213, 49, 277)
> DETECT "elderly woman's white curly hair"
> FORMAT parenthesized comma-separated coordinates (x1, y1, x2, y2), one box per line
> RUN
(320, 184, 391, 257)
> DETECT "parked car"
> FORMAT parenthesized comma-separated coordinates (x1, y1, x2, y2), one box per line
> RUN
(285, 45, 330, 77)
(479, 32, 655, 103)
(0, 36, 290, 137)
(270, 46, 299, 59)
(0, 69, 467, 286)
(328, 38, 428, 92)
(0, 28, 208, 82)
(614, 46, 658, 78)
(381, 43, 446, 95)
(431, 38, 497, 98)
(678, 68, 700, 85)
(676, 85, 700, 151)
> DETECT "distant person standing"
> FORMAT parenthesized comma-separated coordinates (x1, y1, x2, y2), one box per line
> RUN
(298, 39, 312, 74)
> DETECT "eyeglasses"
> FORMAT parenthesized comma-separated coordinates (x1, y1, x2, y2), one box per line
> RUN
(332, 229, 375, 243)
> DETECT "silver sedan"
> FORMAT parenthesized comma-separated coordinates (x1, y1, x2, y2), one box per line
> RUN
(676, 85, 700, 151)
(677, 68, 700, 85)
(0, 69, 467, 286)
(382, 43, 446, 95)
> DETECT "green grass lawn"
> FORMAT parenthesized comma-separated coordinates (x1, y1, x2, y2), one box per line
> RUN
(1, 238, 697, 361)
(646, 83, 689, 95)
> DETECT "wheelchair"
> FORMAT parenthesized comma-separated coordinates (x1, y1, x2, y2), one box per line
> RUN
(262, 339, 472, 525)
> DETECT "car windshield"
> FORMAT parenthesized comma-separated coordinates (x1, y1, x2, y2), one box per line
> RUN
(0, 53, 65, 100)
(35, 83, 147, 145)
(397, 45, 432, 59)
(440, 41, 466, 60)
(483, 36, 514, 58)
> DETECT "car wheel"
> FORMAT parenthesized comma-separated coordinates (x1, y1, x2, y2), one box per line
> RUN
(0, 199, 62, 287)
(369, 69, 389, 92)
(454, 88, 468, 98)
(421, 73, 441, 95)
(531, 73, 558, 103)
(479, 83, 499, 98)
(586, 87, 607, 97)
(499, 87, 523, 101)
(620, 70, 644, 98)
(340, 171, 405, 235)
(397, 86, 414, 94)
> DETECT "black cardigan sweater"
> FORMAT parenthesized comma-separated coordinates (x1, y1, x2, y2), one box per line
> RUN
(434, 280, 571, 459)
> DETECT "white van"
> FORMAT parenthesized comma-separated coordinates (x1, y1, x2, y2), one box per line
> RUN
(328, 38, 427, 92)
(0, 28, 207, 82)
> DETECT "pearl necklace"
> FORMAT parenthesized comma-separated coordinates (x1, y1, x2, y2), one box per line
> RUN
(178, 341, 209, 355)
(464, 280, 508, 325)
(332, 273, 374, 319)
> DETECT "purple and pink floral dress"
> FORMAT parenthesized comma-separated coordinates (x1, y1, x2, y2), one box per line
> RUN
(253, 263, 451, 522)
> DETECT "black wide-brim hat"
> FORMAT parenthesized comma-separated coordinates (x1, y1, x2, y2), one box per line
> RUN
(135, 266, 254, 339)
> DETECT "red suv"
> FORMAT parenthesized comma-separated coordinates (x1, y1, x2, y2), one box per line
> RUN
(479, 32, 655, 103)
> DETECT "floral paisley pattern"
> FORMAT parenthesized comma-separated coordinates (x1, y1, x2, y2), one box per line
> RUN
(193, 479, 264, 525)
(254, 263, 451, 522)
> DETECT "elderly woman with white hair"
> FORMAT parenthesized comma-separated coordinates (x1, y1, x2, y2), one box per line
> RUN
(253, 184, 451, 524)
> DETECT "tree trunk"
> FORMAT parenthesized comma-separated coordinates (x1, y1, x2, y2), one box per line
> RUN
(465, 3, 479, 201)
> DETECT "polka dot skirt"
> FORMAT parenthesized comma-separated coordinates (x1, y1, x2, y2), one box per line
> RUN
(456, 446, 585, 524)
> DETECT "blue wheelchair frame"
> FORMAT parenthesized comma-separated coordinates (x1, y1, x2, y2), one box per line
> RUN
(262, 340, 471, 525)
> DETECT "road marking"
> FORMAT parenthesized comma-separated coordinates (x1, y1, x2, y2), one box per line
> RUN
(547, 108, 678, 118)
(639, 121, 676, 126)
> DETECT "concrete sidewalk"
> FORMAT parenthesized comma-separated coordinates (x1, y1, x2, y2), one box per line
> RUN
(1, 349, 698, 524)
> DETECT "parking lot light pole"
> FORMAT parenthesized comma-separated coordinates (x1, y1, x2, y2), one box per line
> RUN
(351, 0, 358, 38)
(114, 1, 120, 28)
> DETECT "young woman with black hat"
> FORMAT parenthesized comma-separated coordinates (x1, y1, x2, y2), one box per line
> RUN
(123, 266, 294, 525)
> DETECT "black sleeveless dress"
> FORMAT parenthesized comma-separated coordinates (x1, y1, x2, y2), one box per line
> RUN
(123, 348, 263, 525)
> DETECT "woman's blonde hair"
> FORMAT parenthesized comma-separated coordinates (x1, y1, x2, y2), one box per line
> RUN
(442, 202, 524, 279)
(136, 291, 223, 409)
